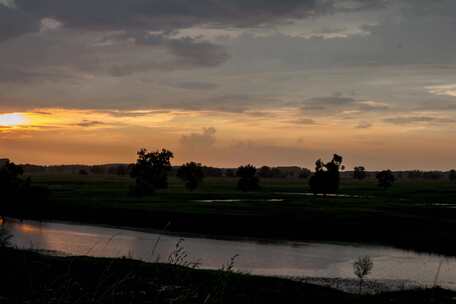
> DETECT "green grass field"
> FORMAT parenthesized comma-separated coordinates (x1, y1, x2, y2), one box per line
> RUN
(8, 174, 456, 256)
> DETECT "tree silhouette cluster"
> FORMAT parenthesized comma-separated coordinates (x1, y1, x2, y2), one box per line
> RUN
(376, 170, 395, 189)
(257, 166, 311, 179)
(450, 170, 456, 183)
(128, 147, 424, 195)
(236, 165, 260, 192)
(0, 161, 28, 198)
(129, 149, 174, 196)
(309, 154, 344, 194)
(0, 160, 49, 218)
(353, 166, 367, 180)
(177, 162, 205, 191)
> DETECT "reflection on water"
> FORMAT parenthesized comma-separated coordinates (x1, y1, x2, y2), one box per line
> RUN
(4, 219, 456, 289)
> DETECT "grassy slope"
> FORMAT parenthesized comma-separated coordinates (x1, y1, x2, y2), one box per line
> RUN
(8, 174, 456, 255)
(1, 247, 455, 304)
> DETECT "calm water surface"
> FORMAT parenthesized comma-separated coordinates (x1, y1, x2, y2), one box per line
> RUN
(5, 219, 456, 289)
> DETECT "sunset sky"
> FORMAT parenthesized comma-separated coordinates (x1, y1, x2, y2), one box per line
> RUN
(1, 0, 456, 170)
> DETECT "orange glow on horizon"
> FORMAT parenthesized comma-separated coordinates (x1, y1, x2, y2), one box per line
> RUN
(0, 107, 454, 170)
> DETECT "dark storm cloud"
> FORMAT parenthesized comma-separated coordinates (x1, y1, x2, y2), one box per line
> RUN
(106, 34, 229, 76)
(0, 29, 230, 81)
(0, 4, 39, 42)
(1, 0, 390, 42)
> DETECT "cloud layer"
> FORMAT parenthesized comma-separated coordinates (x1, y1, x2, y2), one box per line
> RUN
(1, 0, 456, 168)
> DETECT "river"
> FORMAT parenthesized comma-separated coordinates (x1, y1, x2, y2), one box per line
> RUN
(4, 219, 456, 289)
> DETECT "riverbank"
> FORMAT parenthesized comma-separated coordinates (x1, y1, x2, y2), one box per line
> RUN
(5, 174, 456, 256)
(1, 247, 455, 304)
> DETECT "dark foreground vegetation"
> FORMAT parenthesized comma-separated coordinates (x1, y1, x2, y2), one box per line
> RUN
(1, 247, 455, 304)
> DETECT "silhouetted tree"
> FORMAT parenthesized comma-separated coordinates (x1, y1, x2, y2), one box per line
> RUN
(90, 165, 105, 175)
(376, 170, 395, 189)
(309, 154, 344, 194)
(449, 170, 456, 183)
(422, 171, 443, 180)
(0, 227, 12, 247)
(78, 169, 88, 175)
(407, 170, 422, 179)
(298, 168, 311, 179)
(258, 166, 273, 178)
(0, 161, 25, 196)
(224, 169, 236, 177)
(0, 160, 49, 218)
(129, 148, 174, 195)
(353, 166, 367, 180)
(236, 165, 259, 191)
(177, 162, 205, 191)
(202, 166, 223, 177)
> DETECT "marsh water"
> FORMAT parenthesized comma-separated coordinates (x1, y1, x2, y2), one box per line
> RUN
(5, 219, 456, 289)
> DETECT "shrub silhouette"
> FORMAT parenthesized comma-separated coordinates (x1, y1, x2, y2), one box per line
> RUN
(0, 160, 49, 218)
(0, 161, 25, 197)
(258, 166, 273, 178)
(449, 170, 456, 183)
(376, 170, 395, 189)
(0, 227, 12, 248)
(353, 256, 374, 294)
(298, 168, 311, 179)
(236, 165, 259, 191)
(309, 154, 344, 194)
(353, 166, 367, 180)
(177, 162, 205, 191)
(129, 148, 174, 195)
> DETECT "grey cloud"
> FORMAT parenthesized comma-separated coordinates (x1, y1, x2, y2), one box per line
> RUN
(414, 99, 456, 112)
(288, 118, 317, 125)
(301, 95, 391, 115)
(355, 121, 372, 129)
(103, 110, 171, 118)
(384, 116, 456, 125)
(106, 33, 229, 76)
(31, 110, 52, 115)
(1, 0, 391, 42)
(227, 0, 456, 71)
(180, 127, 217, 148)
(306, 96, 356, 107)
(0, 5, 39, 42)
(0, 30, 229, 81)
(172, 81, 218, 91)
(75, 120, 107, 127)
(165, 94, 267, 113)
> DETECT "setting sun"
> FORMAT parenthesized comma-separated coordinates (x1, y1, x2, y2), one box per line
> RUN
(0, 113, 26, 127)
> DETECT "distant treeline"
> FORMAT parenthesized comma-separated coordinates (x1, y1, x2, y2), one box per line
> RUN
(20, 163, 311, 179)
(15, 162, 456, 180)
